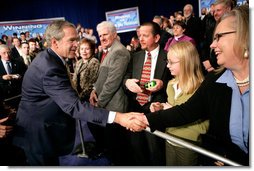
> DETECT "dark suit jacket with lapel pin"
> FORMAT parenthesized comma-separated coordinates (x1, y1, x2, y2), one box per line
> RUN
(13, 48, 110, 165)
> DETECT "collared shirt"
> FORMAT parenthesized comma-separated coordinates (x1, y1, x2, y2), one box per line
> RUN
(216, 69, 249, 153)
(21, 54, 32, 66)
(103, 47, 110, 53)
(144, 45, 160, 82)
(172, 82, 182, 100)
(174, 35, 184, 41)
(50, 48, 116, 124)
(144, 45, 160, 101)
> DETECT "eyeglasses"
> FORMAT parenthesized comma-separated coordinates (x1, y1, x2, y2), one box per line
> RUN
(213, 31, 236, 42)
(166, 60, 180, 65)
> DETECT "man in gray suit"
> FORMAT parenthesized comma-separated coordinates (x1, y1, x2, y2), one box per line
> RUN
(12, 20, 145, 166)
(90, 21, 130, 112)
(89, 21, 131, 165)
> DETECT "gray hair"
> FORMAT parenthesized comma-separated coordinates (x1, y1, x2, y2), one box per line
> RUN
(45, 20, 76, 47)
(153, 15, 163, 25)
(96, 21, 116, 34)
(214, 0, 232, 9)
(0, 44, 10, 51)
(184, 4, 193, 12)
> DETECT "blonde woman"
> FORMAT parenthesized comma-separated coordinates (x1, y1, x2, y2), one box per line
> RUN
(144, 5, 249, 166)
(150, 41, 209, 166)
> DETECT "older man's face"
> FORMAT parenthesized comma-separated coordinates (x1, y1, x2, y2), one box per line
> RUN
(0, 47, 11, 61)
(98, 27, 116, 49)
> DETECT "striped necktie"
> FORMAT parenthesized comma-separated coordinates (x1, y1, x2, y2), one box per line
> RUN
(65, 62, 75, 89)
(6, 61, 12, 74)
(137, 52, 152, 106)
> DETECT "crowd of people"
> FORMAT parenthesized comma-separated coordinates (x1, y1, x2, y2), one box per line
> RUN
(0, 0, 249, 166)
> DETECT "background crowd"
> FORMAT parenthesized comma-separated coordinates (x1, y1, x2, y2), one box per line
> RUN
(0, 0, 249, 166)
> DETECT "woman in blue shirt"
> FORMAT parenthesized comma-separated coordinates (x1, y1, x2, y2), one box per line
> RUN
(144, 5, 249, 166)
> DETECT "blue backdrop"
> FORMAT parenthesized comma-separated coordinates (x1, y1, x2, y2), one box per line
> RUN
(0, 0, 198, 46)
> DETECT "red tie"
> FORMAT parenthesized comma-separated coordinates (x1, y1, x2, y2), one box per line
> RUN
(137, 52, 152, 106)
(101, 50, 108, 63)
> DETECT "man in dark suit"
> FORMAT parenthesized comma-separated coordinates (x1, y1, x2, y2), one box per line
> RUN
(201, 0, 232, 74)
(183, 4, 202, 51)
(123, 22, 172, 165)
(0, 44, 27, 109)
(153, 15, 171, 49)
(12, 20, 146, 166)
(10, 37, 22, 60)
(0, 98, 27, 165)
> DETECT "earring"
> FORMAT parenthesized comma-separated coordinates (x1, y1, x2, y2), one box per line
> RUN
(244, 48, 249, 58)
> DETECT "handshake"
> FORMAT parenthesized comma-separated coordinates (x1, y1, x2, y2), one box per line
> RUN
(114, 112, 149, 132)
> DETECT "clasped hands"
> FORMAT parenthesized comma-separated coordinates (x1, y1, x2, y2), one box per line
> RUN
(114, 112, 149, 132)
(89, 89, 149, 132)
(2, 74, 21, 80)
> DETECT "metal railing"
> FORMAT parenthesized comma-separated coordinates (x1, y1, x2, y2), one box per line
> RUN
(3, 94, 22, 102)
(145, 127, 242, 166)
(2, 94, 243, 166)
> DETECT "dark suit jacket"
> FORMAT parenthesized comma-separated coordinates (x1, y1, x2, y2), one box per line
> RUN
(185, 16, 201, 47)
(123, 47, 172, 113)
(13, 48, 109, 165)
(96, 51, 103, 62)
(10, 46, 21, 60)
(146, 69, 249, 166)
(0, 59, 27, 100)
(159, 29, 171, 49)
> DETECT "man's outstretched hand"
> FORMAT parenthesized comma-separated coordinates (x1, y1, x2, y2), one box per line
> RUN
(114, 112, 149, 132)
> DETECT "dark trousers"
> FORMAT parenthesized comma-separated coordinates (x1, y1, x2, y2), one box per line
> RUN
(145, 131, 165, 165)
(0, 140, 27, 166)
(128, 131, 150, 165)
(127, 101, 166, 166)
(166, 142, 198, 166)
(128, 131, 165, 166)
(88, 123, 131, 166)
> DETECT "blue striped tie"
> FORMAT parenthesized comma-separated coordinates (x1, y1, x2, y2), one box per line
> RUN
(6, 61, 12, 74)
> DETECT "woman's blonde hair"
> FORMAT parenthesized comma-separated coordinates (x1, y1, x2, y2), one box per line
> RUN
(168, 41, 204, 94)
(215, 5, 249, 73)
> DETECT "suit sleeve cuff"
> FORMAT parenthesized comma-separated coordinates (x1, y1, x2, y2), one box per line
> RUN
(107, 111, 116, 123)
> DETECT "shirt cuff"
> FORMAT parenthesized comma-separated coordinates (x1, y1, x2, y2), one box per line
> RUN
(107, 111, 116, 123)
